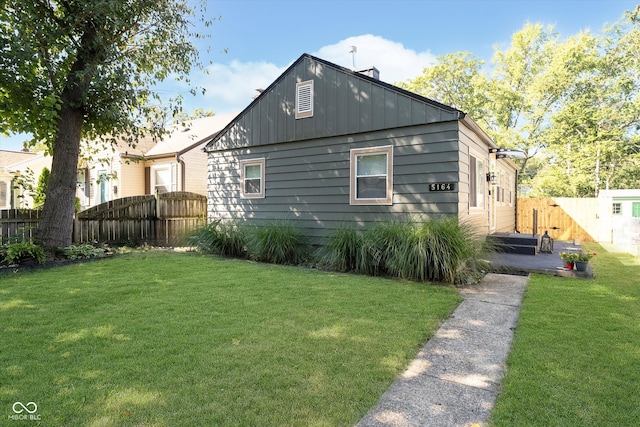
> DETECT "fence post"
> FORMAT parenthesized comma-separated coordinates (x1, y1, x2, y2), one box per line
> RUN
(532, 208, 538, 237)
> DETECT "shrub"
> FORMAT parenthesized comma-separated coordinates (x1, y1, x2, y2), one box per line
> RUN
(60, 244, 107, 260)
(364, 220, 415, 276)
(385, 218, 488, 284)
(325, 217, 489, 284)
(324, 225, 365, 272)
(247, 220, 308, 265)
(2, 241, 46, 265)
(187, 219, 247, 258)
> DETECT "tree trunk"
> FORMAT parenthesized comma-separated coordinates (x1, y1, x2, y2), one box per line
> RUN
(35, 25, 97, 251)
(35, 106, 83, 249)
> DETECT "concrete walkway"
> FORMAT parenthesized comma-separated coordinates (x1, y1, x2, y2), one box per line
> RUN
(356, 273, 528, 427)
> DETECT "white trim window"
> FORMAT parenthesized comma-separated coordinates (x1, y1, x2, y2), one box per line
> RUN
(350, 146, 393, 205)
(151, 164, 178, 194)
(469, 154, 485, 209)
(295, 80, 313, 119)
(0, 180, 9, 209)
(240, 158, 265, 198)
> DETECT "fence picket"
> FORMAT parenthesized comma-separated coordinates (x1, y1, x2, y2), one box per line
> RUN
(1, 192, 206, 246)
(517, 197, 596, 242)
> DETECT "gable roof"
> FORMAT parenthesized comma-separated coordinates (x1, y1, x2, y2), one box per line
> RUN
(0, 150, 41, 169)
(205, 53, 465, 152)
(145, 112, 239, 158)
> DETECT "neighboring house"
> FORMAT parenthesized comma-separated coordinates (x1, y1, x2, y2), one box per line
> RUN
(0, 150, 52, 209)
(80, 113, 238, 209)
(597, 189, 640, 256)
(204, 53, 518, 245)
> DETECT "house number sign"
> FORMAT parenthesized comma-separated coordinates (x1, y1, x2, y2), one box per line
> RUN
(429, 182, 456, 191)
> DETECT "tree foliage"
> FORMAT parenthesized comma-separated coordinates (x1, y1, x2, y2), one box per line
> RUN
(33, 167, 50, 209)
(0, 0, 212, 248)
(401, 11, 640, 197)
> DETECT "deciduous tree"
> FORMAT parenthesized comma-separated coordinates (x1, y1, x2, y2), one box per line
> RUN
(0, 0, 211, 249)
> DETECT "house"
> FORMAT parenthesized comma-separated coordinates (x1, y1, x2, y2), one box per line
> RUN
(79, 113, 238, 209)
(597, 189, 640, 256)
(0, 149, 52, 209)
(204, 54, 518, 245)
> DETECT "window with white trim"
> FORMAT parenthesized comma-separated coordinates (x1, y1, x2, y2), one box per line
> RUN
(350, 146, 393, 205)
(0, 180, 8, 209)
(240, 158, 265, 198)
(151, 164, 178, 194)
(469, 154, 485, 209)
(295, 80, 313, 119)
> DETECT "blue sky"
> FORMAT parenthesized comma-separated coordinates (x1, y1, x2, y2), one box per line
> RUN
(1, 0, 636, 151)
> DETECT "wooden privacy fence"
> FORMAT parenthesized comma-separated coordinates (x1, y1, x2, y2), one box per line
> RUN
(517, 197, 597, 242)
(75, 192, 207, 246)
(0, 209, 42, 245)
(1, 192, 206, 246)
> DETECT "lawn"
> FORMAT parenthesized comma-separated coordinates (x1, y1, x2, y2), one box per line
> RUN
(0, 251, 460, 426)
(490, 244, 640, 426)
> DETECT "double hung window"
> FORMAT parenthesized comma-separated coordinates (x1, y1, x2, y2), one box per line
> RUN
(350, 146, 393, 205)
(469, 154, 485, 209)
(240, 158, 265, 198)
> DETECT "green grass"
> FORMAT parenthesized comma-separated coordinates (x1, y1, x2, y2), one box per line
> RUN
(490, 244, 640, 426)
(0, 251, 460, 426)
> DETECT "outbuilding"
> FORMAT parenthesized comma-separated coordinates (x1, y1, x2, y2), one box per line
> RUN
(204, 54, 517, 245)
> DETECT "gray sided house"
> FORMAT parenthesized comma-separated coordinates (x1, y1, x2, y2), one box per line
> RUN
(205, 54, 517, 245)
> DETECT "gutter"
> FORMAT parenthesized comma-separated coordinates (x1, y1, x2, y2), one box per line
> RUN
(177, 153, 186, 191)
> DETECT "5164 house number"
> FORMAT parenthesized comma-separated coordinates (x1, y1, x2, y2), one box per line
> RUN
(429, 182, 456, 191)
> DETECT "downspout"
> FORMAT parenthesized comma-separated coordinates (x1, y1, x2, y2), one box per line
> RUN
(176, 153, 186, 191)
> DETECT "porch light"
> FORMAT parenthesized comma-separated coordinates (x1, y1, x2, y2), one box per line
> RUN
(486, 172, 496, 184)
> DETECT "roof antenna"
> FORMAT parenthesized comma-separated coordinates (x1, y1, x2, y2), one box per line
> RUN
(349, 45, 357, 69)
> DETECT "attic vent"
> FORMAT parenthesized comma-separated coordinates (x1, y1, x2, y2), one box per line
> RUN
(295, 80, 313, 119)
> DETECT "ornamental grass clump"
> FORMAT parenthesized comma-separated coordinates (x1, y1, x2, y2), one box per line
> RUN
(188, 219, 247, 258)
(325, 217, 489, 284)
(324, 225, 365, 272)
(385, 217, 484, 283)
(363, 220, 413, 276)
(247, 220, 308, 265)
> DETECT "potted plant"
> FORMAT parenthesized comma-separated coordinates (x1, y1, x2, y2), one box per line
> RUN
(559, 252, 578, 270)
(574, 251, 595, 272)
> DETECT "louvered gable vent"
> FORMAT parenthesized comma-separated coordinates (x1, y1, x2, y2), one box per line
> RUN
(295, 80, 313, 119)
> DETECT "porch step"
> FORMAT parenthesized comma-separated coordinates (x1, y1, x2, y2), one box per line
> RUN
(489, 234, 539, 256)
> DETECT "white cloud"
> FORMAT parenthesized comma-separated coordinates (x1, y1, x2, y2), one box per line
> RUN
(199, 60, 286, 114)
(194, 35, 435, 114)
(312, 34, 436, 84)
